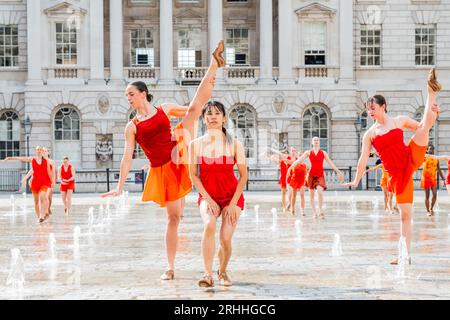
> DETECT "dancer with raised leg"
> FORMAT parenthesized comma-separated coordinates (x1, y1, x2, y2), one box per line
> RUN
(102, 40, 225, 280)
(189, 101, 247, 288)
(291, 137, 344, 219)
(343, 68, 441, 264)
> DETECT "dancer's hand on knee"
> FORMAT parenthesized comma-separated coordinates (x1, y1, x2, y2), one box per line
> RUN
(224, 204, 239, 226)
(206, 197, 220, 217)
(101, 187, 122, 198)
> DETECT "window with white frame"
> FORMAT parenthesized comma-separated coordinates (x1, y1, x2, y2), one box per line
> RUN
(303, 22, 326, 65)
(226, 28, 249, 65)
(302, 105, 329, 152)
(129, 110, 145, 159)
(130, 29, 154, 66)
(228, 105, 256, 158)
(178, 29, 202, 68)
(54, 107, 81, 165)
(0, 25, 18, 67)
(360, 25, 381, 66)
(56, 21, 77, 65)
(415, 26, 436, 66)
(0, 111, 20, 159)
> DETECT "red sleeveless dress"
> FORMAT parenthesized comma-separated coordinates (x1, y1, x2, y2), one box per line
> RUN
(60, 164, 75, 192)
(197, 155, 245, 211)
(132, 106, 191, 207)
(372, 128, 426, 203)
(288, 162, 308, 189)
(278, 156, 291, 189)
(307, 149, 327, 190)
(30, 158, 52, 193)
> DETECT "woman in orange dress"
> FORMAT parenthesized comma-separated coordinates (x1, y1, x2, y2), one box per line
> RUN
(343, 68, 441, 264)
(286, 151, 308, 216)
(420, 145, 445, 216)
(2, 146, 52, 223)
(102, 41, 225, 280)
(365, 162, 395, 214)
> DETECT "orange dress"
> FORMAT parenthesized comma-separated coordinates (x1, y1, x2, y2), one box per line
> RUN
(288, 163, 308, 189)
(132, 106, 192, 207)
(420, 157, 438, 189)
(380, 165, 390, 188)
(372, 128, 426, 204)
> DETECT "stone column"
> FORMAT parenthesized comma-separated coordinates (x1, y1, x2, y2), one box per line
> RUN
(339, 0, 354, 82)
(109, 0, 123, 82)
(90, 0, 104, 82)
(26, 0, 42, 84)
(278, 0, 293, 84)
(159, 0, 175, 85)
(208, 0, 223, 79)
(259, 0, 274, 83)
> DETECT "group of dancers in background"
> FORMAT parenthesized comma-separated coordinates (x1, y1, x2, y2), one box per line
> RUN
(0, 40, 445, 285)
(2, 147, 76, 222)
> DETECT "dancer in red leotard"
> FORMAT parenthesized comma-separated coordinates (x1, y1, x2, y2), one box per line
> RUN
(189, 101, 247, 288)
(286, 151, 308, 216)
(270, 148, 295, 212)
(291, 137, 344, 219)
(102, 41, 225, 281)
(343, 68, 441, 264)
(59, 156, 76, 214)
(2, 146, 52, 223)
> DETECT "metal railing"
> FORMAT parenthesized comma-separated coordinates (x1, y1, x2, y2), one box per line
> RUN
(0, 167, 443, 193)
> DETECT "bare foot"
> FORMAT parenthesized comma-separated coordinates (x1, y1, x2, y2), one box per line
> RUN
(428, 68, 442, 92)
(212, 40, 225, 68)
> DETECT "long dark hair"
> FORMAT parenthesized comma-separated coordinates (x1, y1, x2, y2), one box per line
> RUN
(367, 95, 387, 113)
(130, 81, 153, 102)
(202, 101, 233, 145)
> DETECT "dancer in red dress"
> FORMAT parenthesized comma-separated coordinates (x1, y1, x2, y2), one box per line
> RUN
(59, 156, 76, 214)
(189, 101, 247, 288)
(270, 148, 295, 212)
(343, 68, 441, 264)
(291, 137, 344, 219)
(286, 151, 308, 216)
(102, 41, 225, 280)
(2, 146, 52, 223)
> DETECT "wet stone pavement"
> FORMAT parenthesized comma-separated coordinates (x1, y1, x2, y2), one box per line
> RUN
(0, 191, 449, 300)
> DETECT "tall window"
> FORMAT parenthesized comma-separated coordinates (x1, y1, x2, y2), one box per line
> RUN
(129, 110, 145, 159)
(415, 26, 436, 66)
(0, 111, 20, 159)
(130, 29, 154, 66)
(360, 25, 381, 66)
(228, 105, 255, 158)
(0, 24, 19, 67)
(178, 29, 202, 68)
(303, 22, 326, 65)
(56, 21, 77, 65)
(54, 107, 81, 164)
(302, 105, 329, 152)
(226, 28, 249, 65)
(415, 108, 435, 146)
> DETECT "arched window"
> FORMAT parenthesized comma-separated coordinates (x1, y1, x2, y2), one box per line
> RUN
(54, 106, 81, 164)
(129, 110, 145, 159)
(228, 104, 256, 158)
(415, 107, 436, 147)
(0, 111, 20, 159)
(302, 105, 329, 152)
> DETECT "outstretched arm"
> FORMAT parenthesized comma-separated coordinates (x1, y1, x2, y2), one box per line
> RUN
(323, 151, 344, 181)
(290, 151, 310, 169)
(343, 131, 373, 187)
(364, 163, 383, 174)
(101, 123, 136, 197)
(2, 156, 33, 163)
